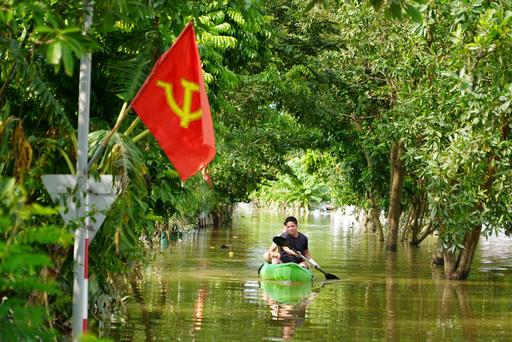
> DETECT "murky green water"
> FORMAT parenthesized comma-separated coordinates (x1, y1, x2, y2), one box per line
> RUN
(107, 209, 512, 341)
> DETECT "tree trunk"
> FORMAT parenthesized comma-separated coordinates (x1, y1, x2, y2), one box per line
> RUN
(412, 220, 435, 246)
(441, 119, 508, 279)
(358, 208, 369, 232)
(409, 197, 430, 245)
(408, 201, 419, 244)
(370, 205, 384, 241)
(443, 248, 457, 274)
(444, 225, 481, 280)
(400, 206, 414, 242)
(212, 212, 220, 229)
(386, 142, 404, 251)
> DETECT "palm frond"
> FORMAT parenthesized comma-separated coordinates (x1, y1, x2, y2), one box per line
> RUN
(1, 30, 74, 133)
(199, 11, 225, 25)
(227, 9, 246, 27)
(89, 130, 147, 194)
(107, 55, 152, 102)
(198, 31, 238, 50)
(18, 63, 74, 133)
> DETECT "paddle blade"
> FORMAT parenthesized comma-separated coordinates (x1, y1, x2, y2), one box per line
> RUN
(317, 266, 339, 280)
(324, 272, 340, 280)
(272, 236, 288, 247)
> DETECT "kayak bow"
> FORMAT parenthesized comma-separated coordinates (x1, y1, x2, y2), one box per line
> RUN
(259, 262, 313, 282)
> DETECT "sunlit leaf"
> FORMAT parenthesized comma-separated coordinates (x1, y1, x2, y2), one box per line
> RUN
(47, 41, 62, 65)
(404, 3, 423, 23)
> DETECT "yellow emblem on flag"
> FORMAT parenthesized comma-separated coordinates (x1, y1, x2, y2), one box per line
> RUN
(156, 79, 202, 128)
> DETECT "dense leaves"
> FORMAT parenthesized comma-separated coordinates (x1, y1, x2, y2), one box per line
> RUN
(1, 0, 277, 336)
(0, 177, 73, 340)
(258, 0, 512, 277)
(250, 153, 330, 211)
(2, 0, 512, 339)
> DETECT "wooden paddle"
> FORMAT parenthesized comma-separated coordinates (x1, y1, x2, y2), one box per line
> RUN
(272, 236, 340, 280)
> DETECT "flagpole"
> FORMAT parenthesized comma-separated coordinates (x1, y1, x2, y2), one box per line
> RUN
(73, 0, 93, 339)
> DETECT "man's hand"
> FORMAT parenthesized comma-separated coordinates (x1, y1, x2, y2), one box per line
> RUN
(263, 251, 281, 262)
(308, 258, 320, 269)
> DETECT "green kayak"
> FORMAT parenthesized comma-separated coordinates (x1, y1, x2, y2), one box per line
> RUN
(259, 262, 314, 282)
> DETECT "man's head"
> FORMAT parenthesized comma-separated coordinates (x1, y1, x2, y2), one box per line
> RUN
(283, 216, 299, 238)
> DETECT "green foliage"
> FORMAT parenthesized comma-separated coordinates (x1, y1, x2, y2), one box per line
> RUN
(262, 0, 395, 211)
(4, 0, 509, 333)
(0, 177, 73, 341)
(305, 0, 424, 22)
(2, 0, 276, 333)
(263, 0, 512, 270)
(208, 60, 319, 203)
(24, 1, 96, 76)
(250, 153, 330, 210)
(397, 0, 512, 248)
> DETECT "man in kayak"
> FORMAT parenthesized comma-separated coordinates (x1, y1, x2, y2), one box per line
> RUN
(263, 216, 319, 269)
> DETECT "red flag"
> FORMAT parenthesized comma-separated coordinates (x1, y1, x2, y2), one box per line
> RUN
(131, 22, 215, 181)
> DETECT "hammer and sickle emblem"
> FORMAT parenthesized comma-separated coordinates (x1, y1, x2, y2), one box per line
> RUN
(156, 79, 202, 128)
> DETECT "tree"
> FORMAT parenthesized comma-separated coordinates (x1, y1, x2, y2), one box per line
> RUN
(260, 0, 512, 280)
(1, 0, 279, 334)
(399, 1, 512, 279)
(250, 152, 331, 211)
(261, 0, 398, 239)
(0, 177, 73, 340)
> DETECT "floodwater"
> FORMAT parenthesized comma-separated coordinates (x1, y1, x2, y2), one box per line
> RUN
(107, 209, 512, 341)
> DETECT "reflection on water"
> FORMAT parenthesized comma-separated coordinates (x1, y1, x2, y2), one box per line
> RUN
(263, 287, 317, 341)
(192, 286, 207, 332)
(385, 252, 398, 342)
(260, 281, 312, 304)
(438, 281, 477, 341)
(106, 210, 512, 341)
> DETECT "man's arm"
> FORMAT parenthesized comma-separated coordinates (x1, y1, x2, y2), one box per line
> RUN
(302, 250, 320, 269)
(282, 246, 298, 256)
(263, 242, 280, 262)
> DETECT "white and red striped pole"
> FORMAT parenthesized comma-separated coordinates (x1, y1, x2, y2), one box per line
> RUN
(83, 233, 89, 333)
(73, 0, 93, 339)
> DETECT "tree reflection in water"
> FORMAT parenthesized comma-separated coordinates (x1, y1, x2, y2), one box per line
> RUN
(262, 285, 318, 340)
(432, 266, 478, 342)
(385, 251, 399, 342)
(191, 286, 208, 334)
